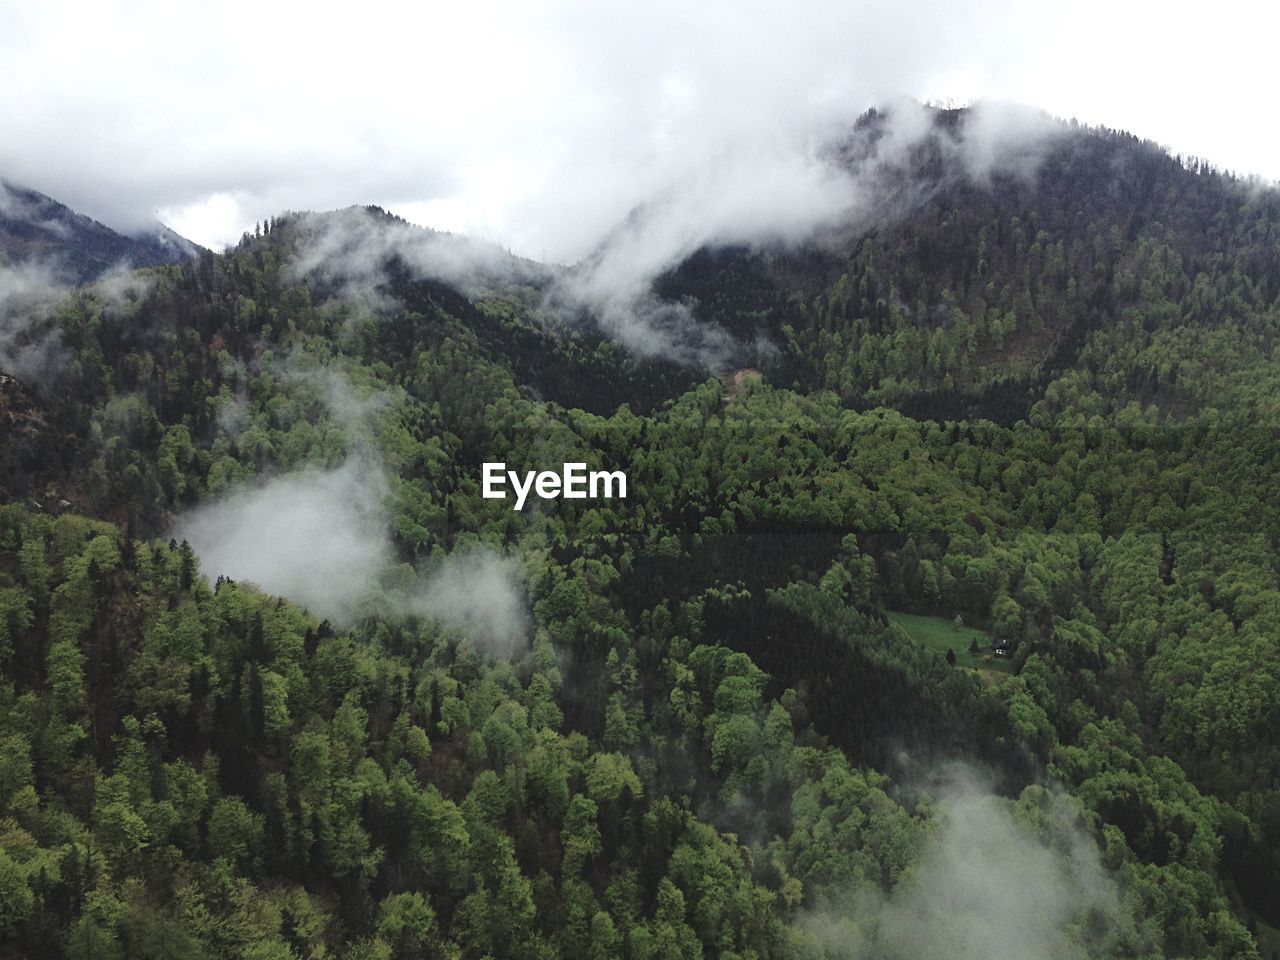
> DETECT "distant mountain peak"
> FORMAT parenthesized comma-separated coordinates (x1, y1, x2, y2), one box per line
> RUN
(0, 179, 204, 284)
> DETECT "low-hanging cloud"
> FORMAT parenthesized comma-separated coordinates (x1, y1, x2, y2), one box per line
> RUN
(174, 363, 531, 649)
(0, 250, 157, 385)
(800, 771, 1145, 959)
(90, 260, 157, 307)
(173, 362, 394, 626)
(288, 205, 550, 306)
(0, 182, 74, 381)
(6, 0, 1277, 256)
(174, 457, 390, 624)
(550, 99, 1064, 363)
(408, 550, 530, 659)
(1, 180, 72, 238)
(275, 100, 1063, 367)
(176, 458, 531, 652)
(544, 142, 858, 363)
(952, 101, 1063, 185)
(205, 350, 390, 444)
(283, 356, 391, 434)
(872, 792, 1121, 959)
(0, 260, 71, 383)
(575, 99, 1062, 290)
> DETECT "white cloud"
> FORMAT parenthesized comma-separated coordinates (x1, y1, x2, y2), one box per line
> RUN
(0, 260, 69, 382)
(872, 789, 1119, 959)
(409, 550, 530, 660)
(801, 772, 1147, 959)
(287, 205, 548, 303)
(172, 365, 532, 649)
(174, 457, 390, 625)
(2, 0, 1274, 257)
(157, 193, 243, 250)
(175, 453, 532, 652)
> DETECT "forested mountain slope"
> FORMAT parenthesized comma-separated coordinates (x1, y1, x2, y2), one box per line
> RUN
(0, 181, 200, 284)
(658, 108, 1280, 423)
(1, 112, 1279, 959)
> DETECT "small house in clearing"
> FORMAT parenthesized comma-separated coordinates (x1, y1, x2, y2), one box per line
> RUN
(992, 637, 1012, 657)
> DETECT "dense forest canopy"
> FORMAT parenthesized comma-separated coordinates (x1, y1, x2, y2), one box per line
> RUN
(1, 107, 1279, 959)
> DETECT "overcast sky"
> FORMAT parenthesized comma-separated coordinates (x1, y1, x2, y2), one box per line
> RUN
(1, 0, 1276, 259)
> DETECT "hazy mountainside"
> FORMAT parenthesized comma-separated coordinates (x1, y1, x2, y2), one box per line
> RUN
(282, 206, 703, 415)
(0, 180, 201, 282)
(1, 112, 1280, 960)
(656, 107, 1280, 422)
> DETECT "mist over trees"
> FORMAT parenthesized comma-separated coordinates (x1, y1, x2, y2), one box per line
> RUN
(1, 110, 1279, 959)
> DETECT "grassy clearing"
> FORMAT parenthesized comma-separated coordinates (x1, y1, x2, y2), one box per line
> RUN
(887, 611, 1014, 675)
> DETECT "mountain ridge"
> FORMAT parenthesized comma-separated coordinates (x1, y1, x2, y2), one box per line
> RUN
(1, 108, 1279, 959)
(0, 178, 204, 283)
